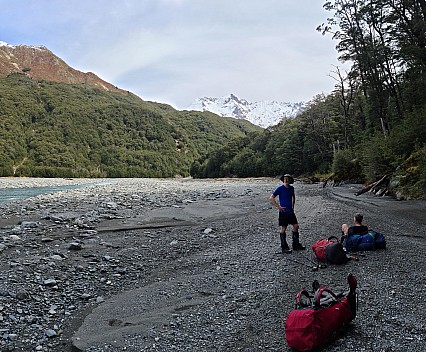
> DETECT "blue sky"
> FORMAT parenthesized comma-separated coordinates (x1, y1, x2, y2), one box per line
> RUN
(0, 0, 345, 109)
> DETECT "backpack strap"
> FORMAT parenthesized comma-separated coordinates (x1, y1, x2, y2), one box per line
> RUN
(295, 289, 312, 308)
(314, 286, 338, 308)
(327, 236, 339, 242)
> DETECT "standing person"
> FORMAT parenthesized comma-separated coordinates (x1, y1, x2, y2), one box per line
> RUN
(269, 174, 306, 253)
(342, 213, 368, 236)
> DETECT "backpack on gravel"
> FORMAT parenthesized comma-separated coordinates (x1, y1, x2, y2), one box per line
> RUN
(343, 230, 386, 252)
(312, 236, 348, 264)
(285, 274, 357, 352)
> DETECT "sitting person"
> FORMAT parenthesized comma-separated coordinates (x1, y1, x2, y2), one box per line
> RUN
(342, 213, 368, 237)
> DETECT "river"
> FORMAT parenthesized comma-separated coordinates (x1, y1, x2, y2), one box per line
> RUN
(0, 180, 116, 205)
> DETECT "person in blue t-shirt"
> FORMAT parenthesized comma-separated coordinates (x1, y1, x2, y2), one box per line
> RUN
(269, 174, 305, 253)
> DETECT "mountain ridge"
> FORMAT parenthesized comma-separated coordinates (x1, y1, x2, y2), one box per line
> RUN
(0, 41, 304, 128)
(0, 41, 128, 95)
(187, 94, 306, 128)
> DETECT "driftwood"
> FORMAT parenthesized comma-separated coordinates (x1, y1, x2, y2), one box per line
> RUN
(355, 175, 389, 196)
(300, 176, 320, 184)
(322, 174, 334, 188)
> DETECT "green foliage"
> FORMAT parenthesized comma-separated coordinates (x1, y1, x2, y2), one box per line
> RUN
(264, 119, 305, 176)
(386, 107, 426, 158)
(192, 132, 271, 178)
(395, 146, 426, 199)
(226, 148, 265, 177)
(0, 165, 13, 177)
(0, 74, 260, 178)
(332, 149, 363, 182)
(356, 135, 393, 181)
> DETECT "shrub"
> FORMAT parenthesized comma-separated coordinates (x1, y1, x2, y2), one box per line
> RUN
(395, 146, 426, 199)
(332, 149, 363, 182)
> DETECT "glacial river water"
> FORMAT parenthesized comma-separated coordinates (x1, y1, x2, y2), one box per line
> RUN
(0, 185, 87, 205)
(0, 180, 116, 205)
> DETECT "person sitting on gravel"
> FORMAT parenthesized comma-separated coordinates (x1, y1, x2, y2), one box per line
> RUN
(269, 174, 306, 253)
(342, 213, 369, 237)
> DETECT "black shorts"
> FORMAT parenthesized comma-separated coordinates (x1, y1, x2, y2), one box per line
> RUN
(278, 212, 298, 227)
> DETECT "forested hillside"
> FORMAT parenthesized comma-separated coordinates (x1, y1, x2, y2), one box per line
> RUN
(0, 73, 260, 178)
(192, 0, 426, 199)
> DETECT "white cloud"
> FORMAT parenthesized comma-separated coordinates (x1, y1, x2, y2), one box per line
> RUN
(0, 0, 347, 109)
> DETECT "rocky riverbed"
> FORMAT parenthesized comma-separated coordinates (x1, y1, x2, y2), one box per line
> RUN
(0, 177, 425, 352)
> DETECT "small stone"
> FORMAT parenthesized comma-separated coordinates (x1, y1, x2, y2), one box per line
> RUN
(68, 242, 82, 250)
(41, 237, 54, 242)
(45, 329, 57, 338)
(43, 279, 57, 286)
(80, 230, 97, 237)
(16, 291, 29, 300)
(19, 221, 39, 228)
(50, 255, 64, 261)
(81, 293, 92, 300)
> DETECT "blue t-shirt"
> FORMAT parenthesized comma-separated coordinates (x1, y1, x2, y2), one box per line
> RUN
(273, 185, 294, 214)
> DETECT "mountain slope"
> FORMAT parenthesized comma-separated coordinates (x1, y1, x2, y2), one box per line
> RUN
(0, 41, 126, 94)
(0, 73, 260, 178)
(0, 41, 261, 178)
(187, 94, 306, 128)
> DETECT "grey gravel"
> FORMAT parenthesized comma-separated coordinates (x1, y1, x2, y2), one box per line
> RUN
(0, 178, 425, 352)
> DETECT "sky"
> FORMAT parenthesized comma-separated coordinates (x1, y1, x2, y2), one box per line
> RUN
(0, 0, 346, 110)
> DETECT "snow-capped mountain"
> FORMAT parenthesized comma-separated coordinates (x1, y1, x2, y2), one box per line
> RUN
(186, 94, 305, 128)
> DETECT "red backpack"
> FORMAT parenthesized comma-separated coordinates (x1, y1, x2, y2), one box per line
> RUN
(285, 274, 357, 352)
(312, 236, 348, 264)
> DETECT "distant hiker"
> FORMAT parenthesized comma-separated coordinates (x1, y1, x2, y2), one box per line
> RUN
(269, 174, 306, 253)
(342, 213, 368, 236)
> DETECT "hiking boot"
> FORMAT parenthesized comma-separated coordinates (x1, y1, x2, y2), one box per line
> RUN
(291, 231, 305, 250)
(292, 242, 306, 250)
(281, 244, 292, 254)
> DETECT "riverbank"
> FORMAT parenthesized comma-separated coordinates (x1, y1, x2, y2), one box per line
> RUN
(0, 178, 425, 351)
(0, 177, 106, 189)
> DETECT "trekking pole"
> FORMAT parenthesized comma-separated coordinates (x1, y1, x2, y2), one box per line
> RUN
(284, 257, 320, 271)
(299, 253, 327, 269)
(347, 255, 359, 261)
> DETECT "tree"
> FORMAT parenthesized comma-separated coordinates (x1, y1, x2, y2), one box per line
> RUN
(319, 0, 405, 134)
